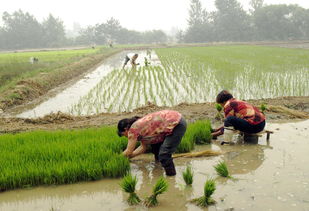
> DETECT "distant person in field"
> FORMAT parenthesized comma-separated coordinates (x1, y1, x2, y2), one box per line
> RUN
(117, 110, 187, 176)
(146, 49, 152, 59)
(29, 57, 39, 64)
(122, 53, 139, 69)
(211, 90, 266, 139)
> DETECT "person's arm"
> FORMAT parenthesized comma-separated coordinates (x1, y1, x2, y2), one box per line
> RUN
(212, 125, 224, 132)
(130, 142, 147, 158)
(123, 137, 137, 158)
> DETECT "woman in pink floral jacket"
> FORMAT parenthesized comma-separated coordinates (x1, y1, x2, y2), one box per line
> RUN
(117, 110, 187, 176)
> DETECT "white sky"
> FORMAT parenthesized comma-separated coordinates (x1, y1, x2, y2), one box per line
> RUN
(1, 0, 309, 32)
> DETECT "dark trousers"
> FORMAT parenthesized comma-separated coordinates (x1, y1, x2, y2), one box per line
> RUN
(224, 116, 265, 134)
(150, 117, 187, 167)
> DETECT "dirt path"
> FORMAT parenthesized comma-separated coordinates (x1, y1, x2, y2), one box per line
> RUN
(1, 96, 308, 134)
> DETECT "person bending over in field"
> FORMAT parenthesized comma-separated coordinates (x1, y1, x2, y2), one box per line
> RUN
(211, 90, 266, 139)
(117, 110, 187, 176)
(122, 53, 139, 69)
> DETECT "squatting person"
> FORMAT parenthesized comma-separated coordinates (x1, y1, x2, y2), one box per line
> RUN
(211, 90, 266, 139)
(117, 110, 187, 176)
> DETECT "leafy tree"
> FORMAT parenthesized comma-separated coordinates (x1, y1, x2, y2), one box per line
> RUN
(250, 0, 264, 13)
(1, 10, 44, 49)
(185, 0, 211, 43)
(75, 26, 97, 45)
(254, 4, 309, 40)
(214, 0, 251, 41)
(143, 30, 167, 44)
(42, 14, 66, 47)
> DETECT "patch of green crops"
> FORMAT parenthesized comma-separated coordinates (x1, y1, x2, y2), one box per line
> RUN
(156, 45, 309, 100)
(0, 47, 112, 91)
(177, 120, 212, 153)
(0, 126, 130, 191)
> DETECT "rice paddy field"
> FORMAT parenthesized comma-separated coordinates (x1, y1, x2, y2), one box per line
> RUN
(0, 44, 309, 211)
(69, 45, 309, 115)
(0, 120, 211, 191)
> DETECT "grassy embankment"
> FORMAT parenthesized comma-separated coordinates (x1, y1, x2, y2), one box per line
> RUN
(0, 120, 211, 191)
(0, 47, 120, 110)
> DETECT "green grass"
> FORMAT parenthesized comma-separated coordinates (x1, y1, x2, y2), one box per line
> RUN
(214, 161, 231, 178)
(182, 166, 194, 185)
(0, 47, 115, 92)
(120, 174, 141, 205)
(144, 176, 168, 207)
(0, 126, 130, 191)
(191, 178, 216, 207)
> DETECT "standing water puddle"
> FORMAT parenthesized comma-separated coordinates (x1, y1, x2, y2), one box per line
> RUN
(6, 50, 161, 118)
(0, 120, 308, 211)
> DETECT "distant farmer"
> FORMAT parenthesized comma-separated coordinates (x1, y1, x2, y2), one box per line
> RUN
(146, 49, 152, 59)
(144, 57, 150, 66)
(29, 57, 39, 64)
(211, 90, 266, 139)
(122, 53, 139, 69)
(117, 110, 187, 176)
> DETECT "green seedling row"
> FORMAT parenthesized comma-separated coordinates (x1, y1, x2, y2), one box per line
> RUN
(0, 126, 130, 191)
(0, 119, 212, 191)
(70, 45, 308, 115)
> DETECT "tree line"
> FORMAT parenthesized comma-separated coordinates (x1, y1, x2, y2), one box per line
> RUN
(181, 0, 309, 43)
(0, 10, 167, 50)
(1, 0, 309, 50)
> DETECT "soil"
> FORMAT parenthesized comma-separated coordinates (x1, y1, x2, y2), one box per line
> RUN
(0, 96, 308, 134)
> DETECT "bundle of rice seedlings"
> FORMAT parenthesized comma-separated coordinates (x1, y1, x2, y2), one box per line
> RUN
(191, 179, 216, 207)
(260, 103, 267, 114)
(215, 103, 224, 120)
(214, 161, 231, 178)
(183, 166, 193, 185)
(173, 150, 222, 158)
(120, 174, 141, 205)
(144, 177, 168, 207)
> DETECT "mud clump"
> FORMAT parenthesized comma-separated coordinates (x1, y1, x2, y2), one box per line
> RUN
(24, 112, 75, 124)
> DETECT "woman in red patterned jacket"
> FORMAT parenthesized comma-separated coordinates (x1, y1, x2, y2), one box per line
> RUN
(117, 110, 187, 176)
(211, 90, 266, 139)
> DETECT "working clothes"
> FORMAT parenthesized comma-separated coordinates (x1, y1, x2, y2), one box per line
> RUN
(128, 110, 182, 145)
(224, 98, 265, 125)
(224, 116, 265, 134)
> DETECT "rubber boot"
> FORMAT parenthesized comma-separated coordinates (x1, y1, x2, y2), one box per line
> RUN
(163, 161, 176, 176)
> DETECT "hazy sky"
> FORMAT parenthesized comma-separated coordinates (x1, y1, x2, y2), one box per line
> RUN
(1, 0, 309, 32)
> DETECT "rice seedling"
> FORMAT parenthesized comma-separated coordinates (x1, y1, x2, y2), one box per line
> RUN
(120, 174, 141, 205)
(215, 103, 224, 120)
(187, 120, 212, 145)
(260, 103, 267, 114)
(182, 166, 193, 185)
(144, 177, 168, 207)
(0, 126, 130, 191)
(214, 161, 231, 178)
(191, 178, 216, 207)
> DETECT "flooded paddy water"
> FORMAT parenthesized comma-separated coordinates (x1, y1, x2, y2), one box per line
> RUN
(0, 120, 308, 211)
(7, 50, 161, 118)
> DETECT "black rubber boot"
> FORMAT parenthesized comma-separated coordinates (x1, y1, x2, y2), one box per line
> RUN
(163, 161, 176, 176)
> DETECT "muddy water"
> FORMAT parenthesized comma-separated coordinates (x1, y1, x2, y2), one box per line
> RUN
(0, 120, 308, 210)
(7, 50, 161, 118)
